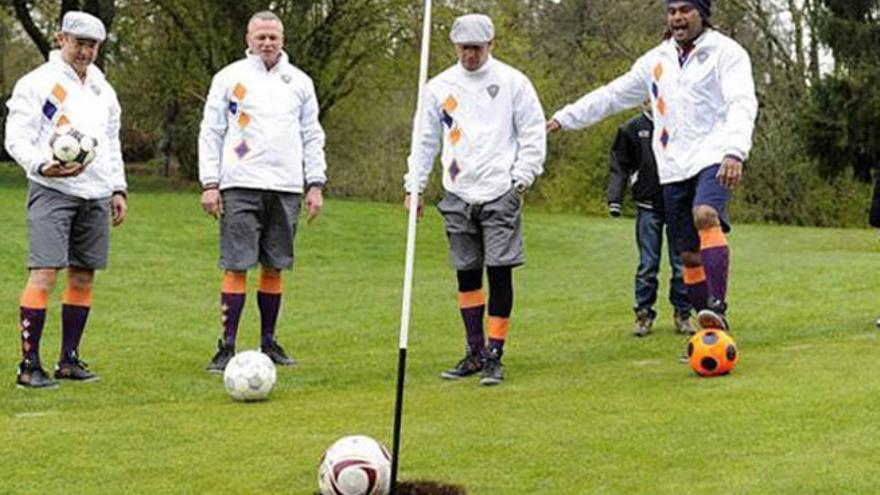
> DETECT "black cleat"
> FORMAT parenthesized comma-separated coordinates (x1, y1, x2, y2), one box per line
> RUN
(480, 349, 504, 386)
(674, 310, 696, 335)
(54, 351, 100, 382)
(633, 308, 655, 337)
(16, 359, 58, 389)
(439, 348, 484, 380)
(207, 339, 235, 373)
(261, 339, 296, 366)
(697, 309, 729, 332)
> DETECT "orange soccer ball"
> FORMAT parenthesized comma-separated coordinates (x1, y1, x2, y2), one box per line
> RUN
(687, 329, 738, 376)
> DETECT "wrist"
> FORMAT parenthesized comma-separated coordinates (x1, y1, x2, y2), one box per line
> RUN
(306, 182, 325, 192)
(202, 183, 219, 192)
(112, 190, 127, 199)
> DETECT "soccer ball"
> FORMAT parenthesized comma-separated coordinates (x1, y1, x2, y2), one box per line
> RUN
(318, 435, 392, 495)
(223, 350, 276, 401)
(49, 126, 97, 167)
(687, 329, 739, 377)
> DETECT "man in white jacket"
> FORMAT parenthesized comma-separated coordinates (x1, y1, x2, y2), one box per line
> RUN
(199, 10, 326, 372)
(5, 11, 127, 388)
(406, 14, 546, 386)
(548, 0, 757, 334)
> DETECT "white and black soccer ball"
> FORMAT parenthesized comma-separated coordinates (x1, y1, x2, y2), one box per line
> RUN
(318, 435, 392, 495)
(223, 350, 276, 401)
(49, 126, 98, 167)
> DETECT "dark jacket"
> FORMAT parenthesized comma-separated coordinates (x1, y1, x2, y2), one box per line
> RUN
(607, 112, 663, 215)
(871, 168, 880, 228)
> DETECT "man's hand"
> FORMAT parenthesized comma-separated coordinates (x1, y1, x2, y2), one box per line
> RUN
(305, 186, 323, 224)
(111, 194, 127, 226)
(546, 118, 562, 134)
(404, 193, 424, 220)
(201, 188, 223, 219)
(40, 161, 85, 178)
(717, 156, 744, 189)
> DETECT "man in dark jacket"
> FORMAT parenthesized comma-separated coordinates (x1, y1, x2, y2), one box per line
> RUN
(608, 102, 693, 336)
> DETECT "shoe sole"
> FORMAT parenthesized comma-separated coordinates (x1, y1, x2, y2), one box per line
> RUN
(440, 372, 479, 380)
(55, 376, 100, 383)
(207, 368, 225, 374)
(697, 311, 728, 331)
(16, 382, 59, 389)
(480, 378, 502, 386)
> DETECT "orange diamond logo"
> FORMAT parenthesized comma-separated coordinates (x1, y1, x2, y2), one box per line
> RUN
(52, 83, 67, 102)
(233, 83, 247, 100)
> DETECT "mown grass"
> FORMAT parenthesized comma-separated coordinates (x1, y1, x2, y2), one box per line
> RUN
(0, 165, 878, 494)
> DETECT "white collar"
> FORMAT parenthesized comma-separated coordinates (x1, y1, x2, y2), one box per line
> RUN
(246, 49, 290, 73)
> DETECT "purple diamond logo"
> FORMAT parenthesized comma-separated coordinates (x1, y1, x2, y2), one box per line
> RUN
(441, 110, 453, 128)
(228, 101, 238, 115)
(42, 100, 57, 120)
(651, 82, 659, 99)
(660, 128, 670, 148)
(449, 160, 460, 181)
(234, 140, 249, 158)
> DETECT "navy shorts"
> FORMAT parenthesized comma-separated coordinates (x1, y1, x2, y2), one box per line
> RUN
(662, 164, 731, 255)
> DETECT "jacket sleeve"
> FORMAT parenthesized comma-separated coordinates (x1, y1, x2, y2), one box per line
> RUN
(553, 54, 651, 131)
(4, 77, 50, 175)
(510, 75, 546, 189)
(871, 168, 880, 228)
(198, 73, 228, 187)
(404, 89, 442, 194)
(607, 126, 632, 210)
(718, 43, 758, 161)
(300, 77, 327, 187)
(105, 87, 127, 193)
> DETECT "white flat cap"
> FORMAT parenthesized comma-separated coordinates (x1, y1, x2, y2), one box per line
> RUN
(61, 11, 106, 42)
(449, 14, 494, 44)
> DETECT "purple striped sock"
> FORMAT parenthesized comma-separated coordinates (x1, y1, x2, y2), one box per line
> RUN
(701, 246, 729, 305)
(258, 292, 282, 348)
(460, 305, 485, 355)
(686, 280, 709, 312)
(20, 307, 46, 362)
(61, 304, 90, 360)
(222, 293, 246, 344)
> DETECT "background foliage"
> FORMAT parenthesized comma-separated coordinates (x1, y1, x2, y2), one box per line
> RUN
(0, 0, 878, 227)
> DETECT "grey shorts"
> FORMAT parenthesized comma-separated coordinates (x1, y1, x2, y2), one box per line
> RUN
(436, 188, 525, 271)
(219, 188, 302, 271)
(27, 181, 110, 270)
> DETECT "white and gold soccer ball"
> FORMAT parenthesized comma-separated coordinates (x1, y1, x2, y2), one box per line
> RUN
(223, 350, 276, 401)
(318, 435, 392, 495)
(49, 126, 98, 167)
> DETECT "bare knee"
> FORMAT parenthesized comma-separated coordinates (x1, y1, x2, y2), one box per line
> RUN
(681, 251, 702, 267)
(693, 205, 720, 230)
(67, 267, 95, 290)
(27, 269, 60, 291)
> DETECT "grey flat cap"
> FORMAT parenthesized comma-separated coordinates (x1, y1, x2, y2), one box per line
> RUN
(61, 11, 106, 42)
(449, 14, 494, 44)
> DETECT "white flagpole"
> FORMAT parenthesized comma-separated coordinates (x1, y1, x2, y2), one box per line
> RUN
(390, 0, 432, 492)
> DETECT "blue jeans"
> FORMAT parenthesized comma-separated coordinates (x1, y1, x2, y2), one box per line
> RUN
(634, 208, 691, 316)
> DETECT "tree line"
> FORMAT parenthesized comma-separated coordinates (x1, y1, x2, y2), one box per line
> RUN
(0, 0, 877, 227)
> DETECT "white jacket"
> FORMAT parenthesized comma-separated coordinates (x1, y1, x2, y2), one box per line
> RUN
(406, 56, 546, 204)
(199, 51, 327, 193)
(553, 30, 758, 184)
(5, 51, 126, 199)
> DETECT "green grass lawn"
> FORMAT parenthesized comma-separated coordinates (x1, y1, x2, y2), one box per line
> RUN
(0, 166, 878, 494)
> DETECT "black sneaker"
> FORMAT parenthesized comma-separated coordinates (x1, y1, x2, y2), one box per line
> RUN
(261, 339, 296, 366)
(674, 310, 696, 335)
(633, 308, 655, 337)
(207, 339, 235, 373)
(439, 348, 483, 380)
(54, 351, 100, 382)
(16, 359, 58, 389)
(480, 349, 504, 386)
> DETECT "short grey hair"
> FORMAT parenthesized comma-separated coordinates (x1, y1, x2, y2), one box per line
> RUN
(248, 11, 283, 31)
